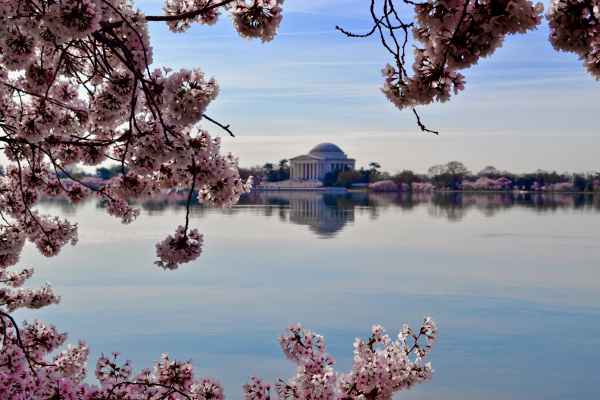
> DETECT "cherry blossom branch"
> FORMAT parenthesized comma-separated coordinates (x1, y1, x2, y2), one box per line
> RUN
(202, 113, 235, 137)
(336, 0, 544, 133)
(106, 381, 194, 400)
(184, 164, 198, 234)
(145, 0, 235, 22)
(412, 108, 439, 135)
(0, 310, 38, 375)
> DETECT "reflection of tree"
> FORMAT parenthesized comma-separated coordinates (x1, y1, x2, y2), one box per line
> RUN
(368, 192, 600, 221)
(428, 193, 600, 221)
(427, 193, 468, 221)
(41, 191, 600, 227)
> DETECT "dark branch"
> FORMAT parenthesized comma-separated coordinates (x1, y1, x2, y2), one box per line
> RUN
(202, 114, 235, 137)
(412, 108, 439, 135)
(145, 0, 235, 22)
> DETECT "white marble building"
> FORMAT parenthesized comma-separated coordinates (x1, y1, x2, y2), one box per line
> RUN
(289, 143, 355, 181)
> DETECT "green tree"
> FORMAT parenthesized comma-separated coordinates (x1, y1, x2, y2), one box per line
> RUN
(277, 159, 290, 181)
(428, 161, 470, 190)
(323, 170, 339, 187)
(238, 165, 264, 183)
(336, 170, 363, 188)
(368, 162, 382, 182)
(478, 165, 502, 178)
(392, 169, 420, 186)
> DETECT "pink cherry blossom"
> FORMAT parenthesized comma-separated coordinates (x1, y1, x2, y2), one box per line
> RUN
(548, 0, 600, 78)
(0, 316, 437, 400)
(155, 226, 204, 269)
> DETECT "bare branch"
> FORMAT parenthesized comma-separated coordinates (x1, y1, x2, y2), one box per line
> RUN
(202, 114, 235, 137)
(145, 0, 235, 22)
(412, 108, 439, 135)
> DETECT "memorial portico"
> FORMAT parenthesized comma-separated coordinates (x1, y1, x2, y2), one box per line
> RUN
(289, 143, 355, 181)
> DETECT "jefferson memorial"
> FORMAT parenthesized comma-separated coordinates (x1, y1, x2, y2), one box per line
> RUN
(289, 143, 356, 181)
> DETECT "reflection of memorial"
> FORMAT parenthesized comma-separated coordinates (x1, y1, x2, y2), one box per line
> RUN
(246, 191, 361, 238)
(287, 192, 355, 237)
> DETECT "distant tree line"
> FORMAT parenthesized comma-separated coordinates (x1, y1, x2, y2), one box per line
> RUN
(238, 159, 290, 184)
(376, 162, 600, 193)
(241, 159, 600, 192)
(3, 160, 597, 193)
(322, 162, 386, 187)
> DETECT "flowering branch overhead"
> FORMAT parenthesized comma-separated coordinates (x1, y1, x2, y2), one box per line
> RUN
(337, 0, 550, 133)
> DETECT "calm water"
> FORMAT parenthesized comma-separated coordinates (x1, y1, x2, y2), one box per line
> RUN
(16, 192, 600, 400)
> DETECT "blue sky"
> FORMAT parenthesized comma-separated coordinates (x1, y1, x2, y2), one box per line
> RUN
(142, 0, 599, 173)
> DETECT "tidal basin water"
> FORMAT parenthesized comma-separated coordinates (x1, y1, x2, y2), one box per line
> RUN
(16, 192, 600, 400)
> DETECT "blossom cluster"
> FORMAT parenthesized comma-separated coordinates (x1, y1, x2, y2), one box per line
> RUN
(547, 0, 600, 78)
(231, 0, 285, 42)
(411, 182, 436, 192)
(164, 0, 222, 31)
(368, 181, 437, 193)
(264, 319, 438, 400)
(163, 0, 285, 41)
(462, 177, 513, 191)
(155, 226, 204, 269)
(0, 317, 226, 399)
(380, 0, 544, 110)
(0, 0, 274, 293)
(369, 180, 400, 192)
(0, 316, 436, 400)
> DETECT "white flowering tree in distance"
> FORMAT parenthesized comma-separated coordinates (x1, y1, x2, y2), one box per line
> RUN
(0, 0, 596, 398)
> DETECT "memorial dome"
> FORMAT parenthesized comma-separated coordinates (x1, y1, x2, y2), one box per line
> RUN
(309, 143, 345, 157)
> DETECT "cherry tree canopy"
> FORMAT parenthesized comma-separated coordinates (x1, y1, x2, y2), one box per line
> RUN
(0, 0, 597, 398)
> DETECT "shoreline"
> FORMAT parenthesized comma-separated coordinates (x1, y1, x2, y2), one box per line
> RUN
(255, 187, 600, 195)
(253, 187, 348, 193)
